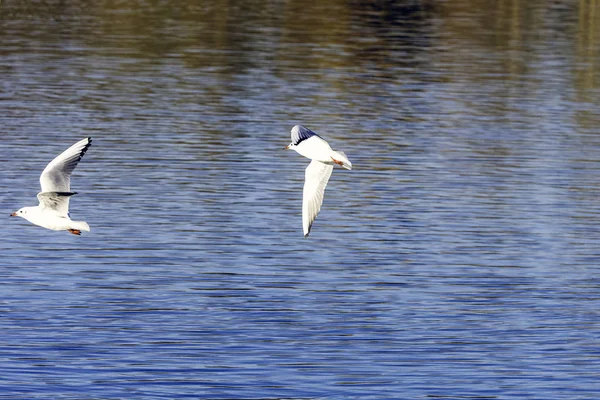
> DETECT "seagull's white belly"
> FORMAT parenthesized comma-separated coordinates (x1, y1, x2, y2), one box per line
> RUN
(39, 217, 73, 231)
(24, 208, 72, 231)
(295, 136, 334, 163)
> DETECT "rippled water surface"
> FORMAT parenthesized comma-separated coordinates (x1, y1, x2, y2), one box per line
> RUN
(1, 1, 600, 399)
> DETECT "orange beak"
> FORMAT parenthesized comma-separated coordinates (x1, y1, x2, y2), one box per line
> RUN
(10, 212, 17, 217)
(284, 145, 289, 150)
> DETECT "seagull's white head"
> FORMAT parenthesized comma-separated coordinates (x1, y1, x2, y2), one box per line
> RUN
(284, 143, 295, 150)
(10, 207, 32, 219)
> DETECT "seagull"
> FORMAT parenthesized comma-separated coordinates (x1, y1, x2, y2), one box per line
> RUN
(285, 125, 352, 237)
(11, 138, 92, 235)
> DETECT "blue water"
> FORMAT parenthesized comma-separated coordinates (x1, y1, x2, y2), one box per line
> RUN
(1, 1, 599, 398)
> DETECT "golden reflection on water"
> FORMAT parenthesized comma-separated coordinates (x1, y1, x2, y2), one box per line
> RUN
(1, 0, 599, 133)
(1, 1, 598, 85)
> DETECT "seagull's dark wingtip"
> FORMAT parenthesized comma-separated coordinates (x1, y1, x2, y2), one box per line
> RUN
(78, 138, 93, 160)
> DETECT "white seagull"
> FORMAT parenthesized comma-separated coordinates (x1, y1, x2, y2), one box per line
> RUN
(11, 138, 92, 235)
(285, 125, 352, 237)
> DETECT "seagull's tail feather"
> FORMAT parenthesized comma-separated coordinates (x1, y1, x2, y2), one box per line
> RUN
(331, 150, 352, 170)
(72, 220, 90, 232)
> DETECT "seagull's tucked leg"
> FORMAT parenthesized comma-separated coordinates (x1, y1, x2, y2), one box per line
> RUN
(68, 229, 81, 235)
(330, 156, 344, 167)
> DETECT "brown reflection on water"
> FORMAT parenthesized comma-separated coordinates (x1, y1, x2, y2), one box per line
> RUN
(2, 1, 598, 79)
(1, 0, 599, 131)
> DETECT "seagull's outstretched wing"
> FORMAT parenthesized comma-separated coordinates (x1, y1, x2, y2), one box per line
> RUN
(40, 137, 92, 193)
(303, 160, 333, 237)
(37, 191, 77, 216)
(291, 125, 321, 146)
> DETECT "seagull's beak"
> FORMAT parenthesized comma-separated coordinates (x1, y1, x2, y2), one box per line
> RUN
(284, 145, 290, 150)
(10, 212, 17, 217)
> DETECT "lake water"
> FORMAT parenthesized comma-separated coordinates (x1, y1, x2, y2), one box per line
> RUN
(1, 1, 599, 398)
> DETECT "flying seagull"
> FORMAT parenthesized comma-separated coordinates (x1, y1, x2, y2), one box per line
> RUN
(285, 125, 351, 237)
(11, 138, 92, 235)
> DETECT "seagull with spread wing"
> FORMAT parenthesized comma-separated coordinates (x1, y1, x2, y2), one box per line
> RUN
(11, 138, 92, 235)
(285, 125, 352, 237)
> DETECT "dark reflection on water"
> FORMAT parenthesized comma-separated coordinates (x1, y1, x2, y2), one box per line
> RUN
(1, 0, 600, 398)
